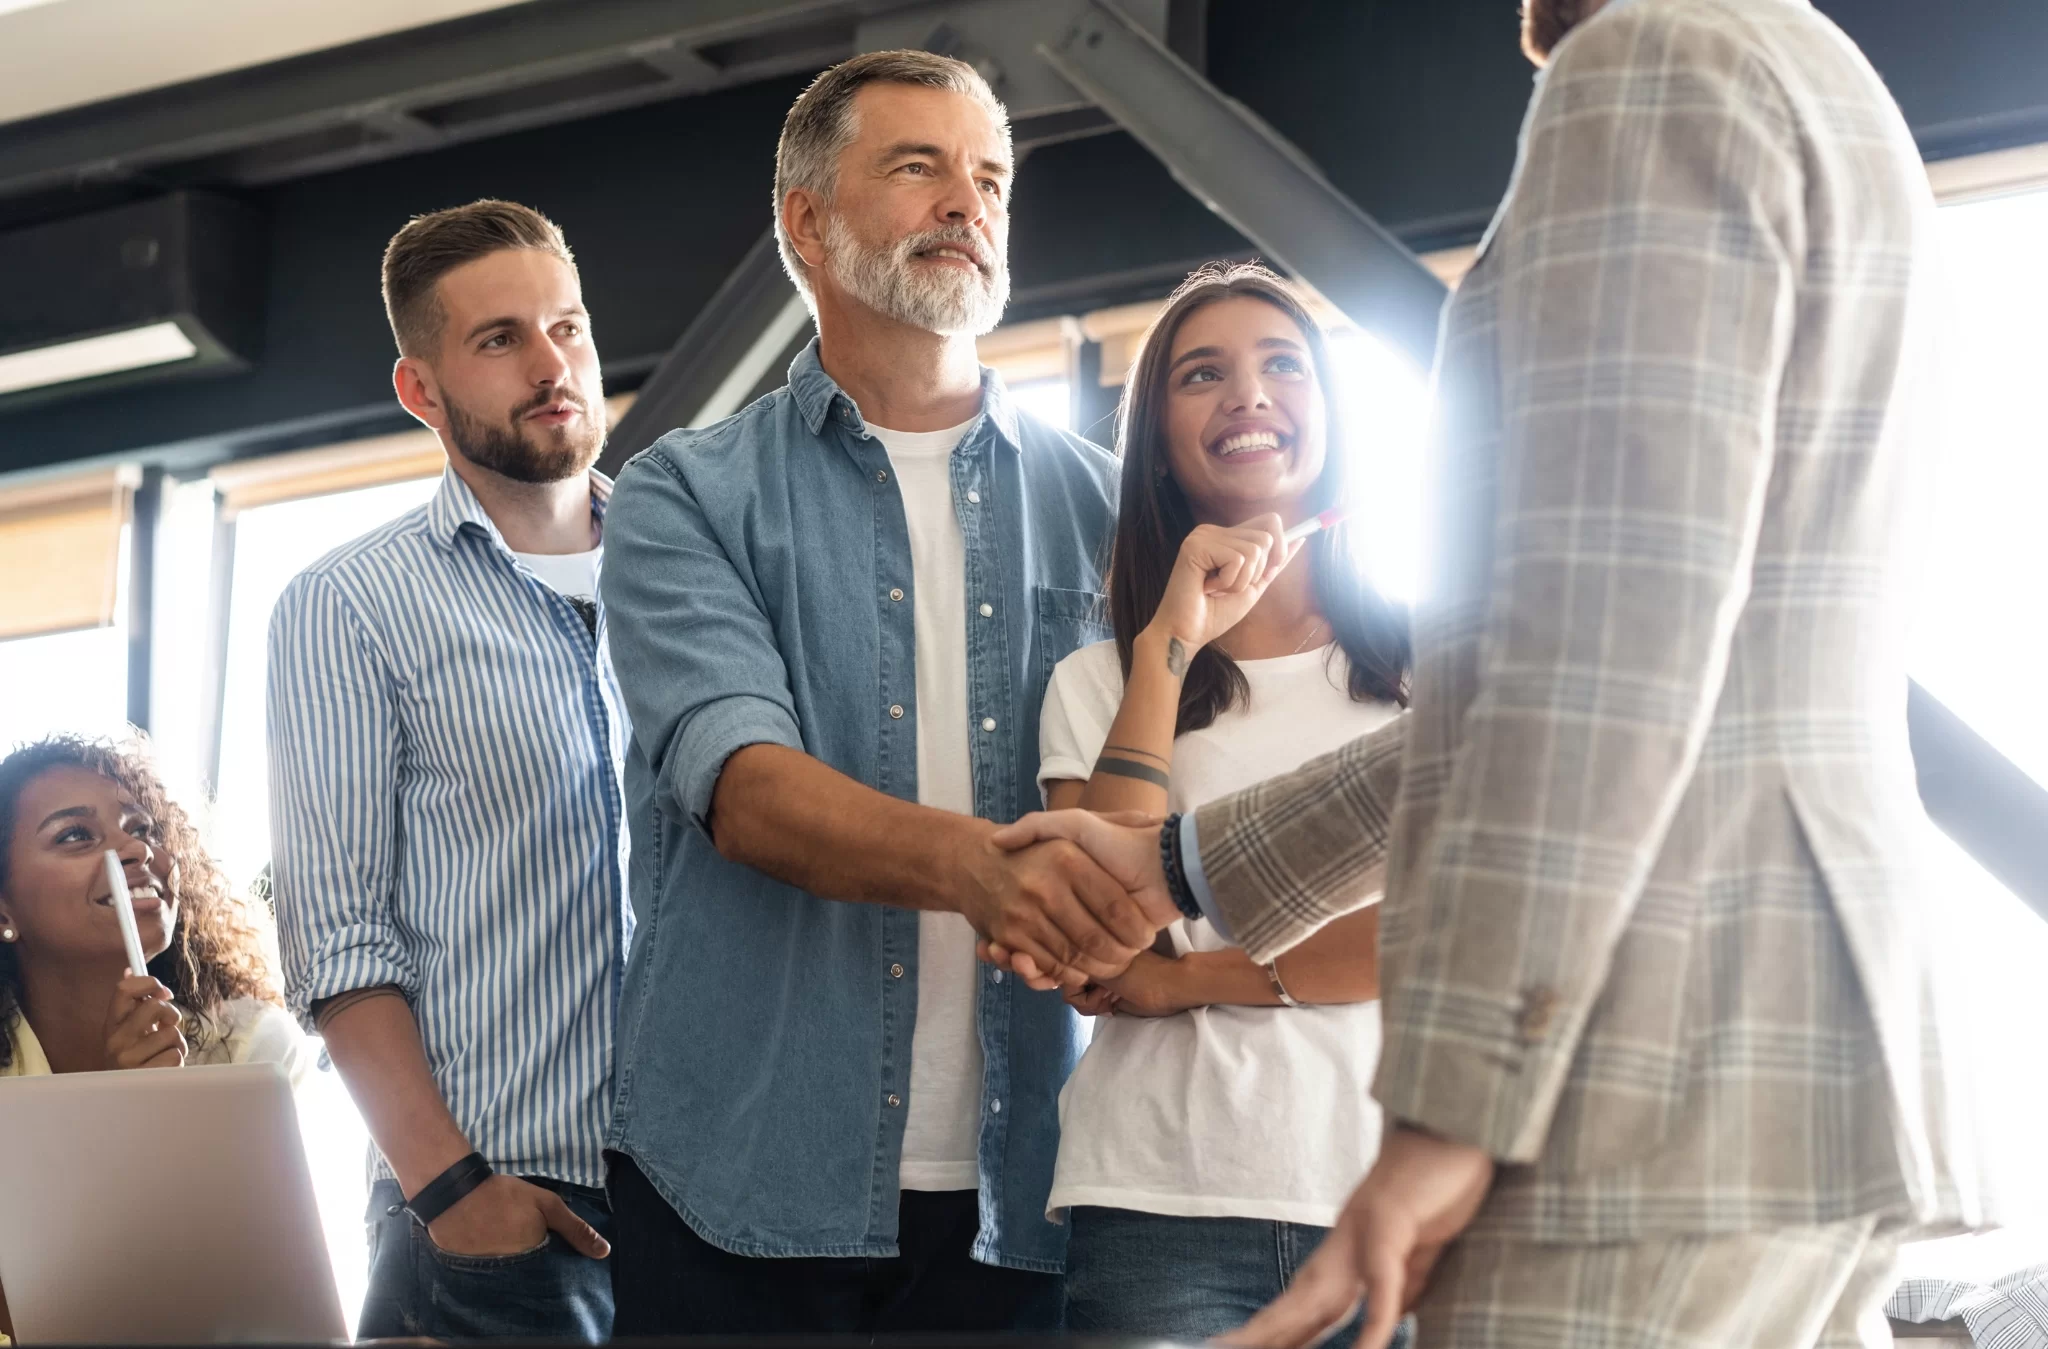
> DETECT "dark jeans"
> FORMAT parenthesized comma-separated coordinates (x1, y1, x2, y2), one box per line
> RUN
(358, 1177, 614, 1342)
(1064, 1206, 1413, 1347)
(607, 1150, 1061, 1336)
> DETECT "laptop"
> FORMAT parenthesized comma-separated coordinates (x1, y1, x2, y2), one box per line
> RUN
(0, 1061, 347, 1344)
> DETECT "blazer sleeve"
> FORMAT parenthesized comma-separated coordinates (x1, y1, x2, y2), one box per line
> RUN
(1193, 714, 1407, 963)
(1372, 11, 1806, 1161)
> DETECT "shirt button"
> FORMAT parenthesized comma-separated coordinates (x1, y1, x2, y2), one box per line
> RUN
(889, 704, 905, 720)
(981, 717, 997, 732)
(886, 1094, 902, 1108)
(876, 470, 889, 483)
(991, 970, 1003, 984)
(990, 1098, 1002, 1114)
(966, 490, 981, 504)
(889, 588, 905, 602)
(978, 603, 994, 618)
(890, 963, 905, 979)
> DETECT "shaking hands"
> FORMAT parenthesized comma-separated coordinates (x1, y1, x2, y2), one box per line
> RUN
(971, 809, 1181, 990)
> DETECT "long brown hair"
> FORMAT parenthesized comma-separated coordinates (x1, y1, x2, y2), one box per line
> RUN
(1108, 261, 1410, 735)
(0, 734, 282, 1069)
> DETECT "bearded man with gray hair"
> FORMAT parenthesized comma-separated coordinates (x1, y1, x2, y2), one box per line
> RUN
(599, 50, 1132, 1335)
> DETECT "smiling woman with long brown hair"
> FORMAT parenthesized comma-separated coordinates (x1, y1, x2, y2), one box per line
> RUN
(1030, 261, 1411, 1343)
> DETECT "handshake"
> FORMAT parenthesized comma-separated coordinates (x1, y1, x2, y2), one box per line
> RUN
(958, 809, 1185, 991)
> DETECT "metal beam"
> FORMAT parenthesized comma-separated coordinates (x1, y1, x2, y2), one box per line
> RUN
(124, 467, 162, 733)
(596, 230, 810, 477)
(1908, 679, 2048, 919)
(1039, 0, 1450, 368)
(0, 0, 875, 207)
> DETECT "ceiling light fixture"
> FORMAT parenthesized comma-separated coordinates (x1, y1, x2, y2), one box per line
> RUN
(0, 322, 199, 398)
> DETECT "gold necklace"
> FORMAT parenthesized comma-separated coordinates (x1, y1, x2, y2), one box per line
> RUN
(1289, 619, 1327, 656)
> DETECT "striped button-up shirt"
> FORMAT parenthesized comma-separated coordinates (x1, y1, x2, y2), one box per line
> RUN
(268, 466, 630, 1187)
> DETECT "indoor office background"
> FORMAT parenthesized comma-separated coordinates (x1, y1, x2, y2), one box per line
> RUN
(0, 0, 2045, 1335)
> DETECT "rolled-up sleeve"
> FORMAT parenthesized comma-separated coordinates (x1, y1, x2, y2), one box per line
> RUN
(601, 443, 804, 837)
(266, 572, 413, 1030)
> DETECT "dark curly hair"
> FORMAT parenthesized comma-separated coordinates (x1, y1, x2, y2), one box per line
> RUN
(0, 734, 281, 1070)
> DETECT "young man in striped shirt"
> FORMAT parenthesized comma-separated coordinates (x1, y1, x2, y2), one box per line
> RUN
(268, 200, 629, 1341)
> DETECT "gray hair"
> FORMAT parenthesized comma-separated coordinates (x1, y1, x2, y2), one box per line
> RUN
(773, 49, 1012, 302)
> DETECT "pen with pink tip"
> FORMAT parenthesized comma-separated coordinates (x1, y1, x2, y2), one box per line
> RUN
(1284, 506, 1351, 543)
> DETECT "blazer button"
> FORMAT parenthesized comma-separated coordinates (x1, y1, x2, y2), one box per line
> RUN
(1517, 986, 1560, 1039)
(889, 704, 905, 719)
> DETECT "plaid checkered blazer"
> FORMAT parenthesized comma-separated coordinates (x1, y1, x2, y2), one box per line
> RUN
(1197, 0, 1988, 1243)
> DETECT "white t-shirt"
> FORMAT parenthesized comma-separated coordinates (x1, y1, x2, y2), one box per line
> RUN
(512, 547, 601, 602)
(873, 418, 985, 1193)
(1037, 638, 1400, 1225)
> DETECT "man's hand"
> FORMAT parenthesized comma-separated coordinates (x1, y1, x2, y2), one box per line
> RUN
(424, 1174, 610, 1260)
(1223, 1128, 1494, 1349)
(981, 810, 1179, 987)
(954, 833, 1154, 988)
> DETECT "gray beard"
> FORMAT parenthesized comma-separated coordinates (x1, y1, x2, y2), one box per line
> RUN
(823, 215, 1009, 337)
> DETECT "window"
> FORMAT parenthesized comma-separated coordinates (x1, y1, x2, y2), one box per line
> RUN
(1324, 328, 1431, 604)
(1008, 377, 1073, 431)
(1894, 185, 2048, 1277)
(208, 477, 440, 891)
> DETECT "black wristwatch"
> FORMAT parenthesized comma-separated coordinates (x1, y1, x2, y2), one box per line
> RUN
(1159, 814, 1205, 924)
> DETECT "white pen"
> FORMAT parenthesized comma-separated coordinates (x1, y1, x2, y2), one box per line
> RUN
(103, 849, 150, 978)
(1284, 505, 1352, 544)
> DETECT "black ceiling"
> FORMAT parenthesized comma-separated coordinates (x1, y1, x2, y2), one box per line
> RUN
(1, 0, 2044, 479)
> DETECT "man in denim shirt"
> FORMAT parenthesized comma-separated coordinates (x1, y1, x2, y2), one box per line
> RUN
(600, 51, 1151, 1335)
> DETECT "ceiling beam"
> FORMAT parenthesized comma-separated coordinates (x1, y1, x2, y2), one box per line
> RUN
(0, 0, 885, 209)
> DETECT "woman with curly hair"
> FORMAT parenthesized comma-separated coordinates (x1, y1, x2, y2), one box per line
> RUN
(0, 734, 306, 1078)
(0, 734, 311, 1338)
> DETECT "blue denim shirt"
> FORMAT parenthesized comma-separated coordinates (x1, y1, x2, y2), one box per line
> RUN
(601, 340, 1118, 1270)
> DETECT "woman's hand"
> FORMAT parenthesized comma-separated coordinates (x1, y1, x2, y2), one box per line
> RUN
(1144, 513, 1302, 656)
(1062, 982, 1119, 1018)
(102, 974, 186, 1070)
(1095, 950, 1197, 1018)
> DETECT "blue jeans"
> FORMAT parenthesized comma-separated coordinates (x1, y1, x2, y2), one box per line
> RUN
(358, 1178, 614, 1341)
(1064, 1206, 1413, 1346)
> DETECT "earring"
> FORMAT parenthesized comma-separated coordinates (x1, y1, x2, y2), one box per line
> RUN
(1, 928, 14, 942)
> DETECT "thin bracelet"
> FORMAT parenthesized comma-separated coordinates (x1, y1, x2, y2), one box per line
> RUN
(404, 1152, 495, 1226)
(1265, 960, 1303, 1009)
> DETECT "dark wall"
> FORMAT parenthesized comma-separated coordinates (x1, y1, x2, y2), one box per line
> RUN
(3, 0, 2045, 477)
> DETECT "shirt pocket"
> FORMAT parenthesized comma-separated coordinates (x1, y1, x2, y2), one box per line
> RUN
(1031, 586, 1112, 689)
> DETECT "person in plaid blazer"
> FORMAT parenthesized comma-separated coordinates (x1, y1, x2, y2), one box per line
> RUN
(990, 0, 1993, 1343)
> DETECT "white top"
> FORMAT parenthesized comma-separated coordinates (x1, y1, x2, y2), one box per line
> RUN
(2, 996, 315, 1086)
(512, 546, 601, 602)
(1037, 638, 1400, 1225)
(873, 417, 985, 1192)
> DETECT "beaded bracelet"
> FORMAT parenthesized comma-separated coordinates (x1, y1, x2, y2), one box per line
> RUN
(1158, 814, 1205, 925)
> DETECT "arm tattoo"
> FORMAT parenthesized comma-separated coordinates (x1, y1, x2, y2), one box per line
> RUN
(1102, 743, 1170, 765)
(1093, 755, 1171, 790)
(1165, 637, 1189, 678)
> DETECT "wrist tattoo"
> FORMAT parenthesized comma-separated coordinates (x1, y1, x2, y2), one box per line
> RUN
(1165, 637, 1189, 677)
(1102, 743, 1170, 765)
(1094, 756, 1171, 789)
